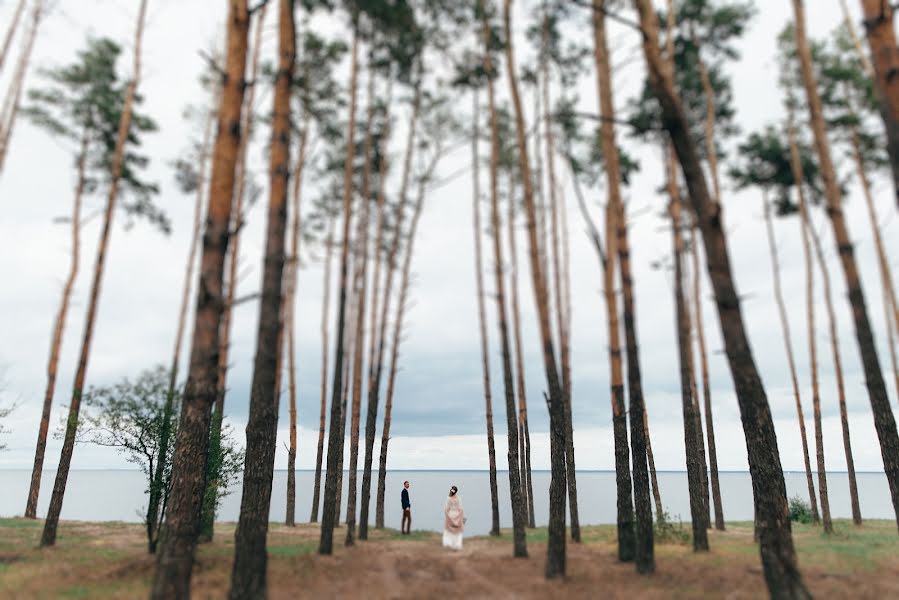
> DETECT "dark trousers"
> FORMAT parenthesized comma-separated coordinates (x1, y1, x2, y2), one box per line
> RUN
(401, 508, 411, 534)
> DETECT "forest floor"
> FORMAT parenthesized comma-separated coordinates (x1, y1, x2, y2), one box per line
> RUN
(0, 517, 897, 598)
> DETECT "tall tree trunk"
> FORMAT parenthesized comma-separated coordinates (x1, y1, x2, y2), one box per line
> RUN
(199, 4, 268, 544)
(228, 2, 295, 595)
(285, 119, 309, 528)
(501, 0, 567, 579)
(335, 289, 355, 526)
(150, 2, 249, 596)
(540, 8, 580, 545)
(319, 21, 359, 555)
(0, 0, 26, 75)
(592, 0, 637, 563)
(359, 81, 394, 541)
(644, 408, 664, 518)
(25, 127, 88, 520)
(796, 188, 833, 535)
(690, 223, 724, 531)
(471, 87, 502, 537)
(484, 26, 527, 555)
(41, 0, 147, 549)
(859, 0, 899, 210)
(147, 103, 215, 552)
(632, 1, 809, 595)
(595, 0, 652, 570)
(849, 116, 899, 378)
(0, 0, 42, 173)
(345, 63, 380, 547)
(807, 208, 863, 526)
(375, 77, 422, 529)
(668, 148, 709, 553)
(311, 216, 335, 523)
(508, 180, 537, 529)
(793, 0, 899, 530)
(840, 0, 875, 77)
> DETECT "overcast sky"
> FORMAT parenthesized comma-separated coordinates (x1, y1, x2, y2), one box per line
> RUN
(0, 0, 896, 475)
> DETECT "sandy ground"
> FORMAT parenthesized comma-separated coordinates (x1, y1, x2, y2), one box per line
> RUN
(1, 519, 898, 599)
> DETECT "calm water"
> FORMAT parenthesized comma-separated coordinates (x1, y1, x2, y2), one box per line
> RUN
(0, 470, 891, 536)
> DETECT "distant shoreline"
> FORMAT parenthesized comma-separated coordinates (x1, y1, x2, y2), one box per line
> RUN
(0, 468, 887, 474)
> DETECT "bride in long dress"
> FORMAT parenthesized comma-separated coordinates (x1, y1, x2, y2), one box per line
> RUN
(442, 486, 465, 550)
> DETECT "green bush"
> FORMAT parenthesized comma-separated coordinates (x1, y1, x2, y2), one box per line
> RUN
(789, 496, 814, 524)
(654, 510, 691, 545)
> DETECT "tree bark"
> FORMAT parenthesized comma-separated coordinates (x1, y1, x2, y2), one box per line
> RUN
(690, 223, 724, 531)
(793, 0, 899, 531)
(668, 148, 709, 553)
(508, 179, 537, 529)
(319, 21, 359, 555)
(644, 408, 664, 518)
(840, 0, 875, 77)
(375, 78, 422, 529)
(41, 0, 146, 549)
(0, 0, 42, 173)
(470, 87, 502, 537)
(501, 0, 567, 578)
(595, 0, 652, 570)
(859, 0, 899, 210)
(150, 2, 249, 595)
(25, 127, 88, 520)
(484, 23, 527, 555)
(228, 2, 294, 595)
(311, 215, 335, 523)
(632, 1, 809, 595)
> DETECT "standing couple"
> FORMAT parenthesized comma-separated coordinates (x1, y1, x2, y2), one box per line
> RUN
(400, 481, 466, 550)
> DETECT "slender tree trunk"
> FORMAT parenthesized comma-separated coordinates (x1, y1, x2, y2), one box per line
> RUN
(359, 81, 394, 541)
(0, 0, 26, 75)
(0, 0, 42, 173)
(793, 0, 899, 531)
(839, 0, 875, 77)
(344, 62, 382, 546)
(484, 28, 527, 555)
(850, 119, 899, 369)
(796, 189, 833, 534)
(228, 3, 295, 596)
(690, 223, 724, 531)
(40, 0, 146, 548)
(335, 290, 355, 526)
(807, 210, 863, 526)
(540, 9, 580, 545)
(471, 87, 502, 538)
(25, 128, 88, 520)
(508, 179, 537, 529)
(147, 105, 214, 552)
(501, 0, 567, 578)
(285, 120, 309, 528)
(668, 148, 709, 553)
(859, 0, 899, 210)
(319, 21, 359, 555)
(591, 0, 637, 563)
(375, 77, 422, 529)
(150, 2, 249, 596)
(199, 4, 268, 544)
(312, 216, 335, 523)
(594, 0, 652, 570)
(644, 408, 664, 518)
(632, 1, 809, 595)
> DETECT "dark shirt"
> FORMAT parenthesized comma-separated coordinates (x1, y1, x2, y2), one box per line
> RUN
(401, 488, 410, 510)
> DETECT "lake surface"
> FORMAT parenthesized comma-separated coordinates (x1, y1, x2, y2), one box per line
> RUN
(0, 470, 891, 536)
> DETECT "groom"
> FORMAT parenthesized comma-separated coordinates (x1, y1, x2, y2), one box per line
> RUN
(401, 481, 411, 534)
